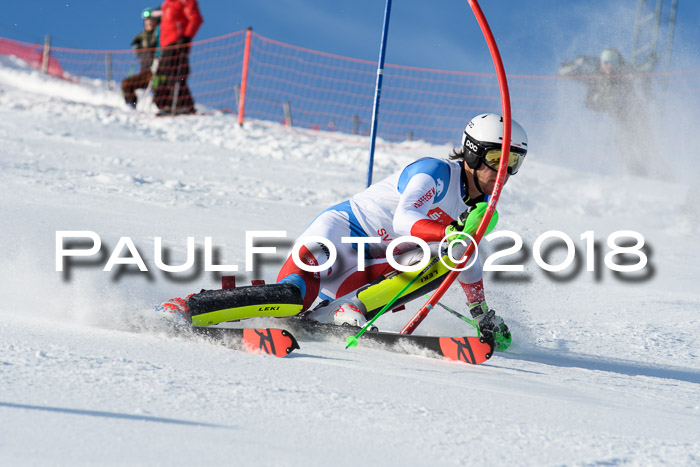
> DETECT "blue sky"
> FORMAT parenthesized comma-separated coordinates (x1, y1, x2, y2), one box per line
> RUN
(1, 1, 698, 75)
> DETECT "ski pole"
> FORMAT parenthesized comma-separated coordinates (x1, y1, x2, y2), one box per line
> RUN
(423, 295, 480, 335)
(346, 257, 439, 349)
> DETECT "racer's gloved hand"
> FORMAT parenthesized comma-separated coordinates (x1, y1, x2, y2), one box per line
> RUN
(469, 301, 511, 352)
(444, 202, 498, 242)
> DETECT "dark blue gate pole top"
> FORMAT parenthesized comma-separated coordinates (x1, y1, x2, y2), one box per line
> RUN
(366, 0, 392, 188)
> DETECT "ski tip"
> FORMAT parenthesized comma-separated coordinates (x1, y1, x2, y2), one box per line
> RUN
(345, 336, 359, 349)
(282, 330, 301, 356)
(243, 328, 300, 358)
(438, 336, 494, 365)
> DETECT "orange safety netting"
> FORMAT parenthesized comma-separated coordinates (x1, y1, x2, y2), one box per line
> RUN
(2, 30, 699, 146)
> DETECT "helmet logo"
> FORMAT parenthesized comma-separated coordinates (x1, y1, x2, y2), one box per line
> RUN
(464, 139, 479, 153)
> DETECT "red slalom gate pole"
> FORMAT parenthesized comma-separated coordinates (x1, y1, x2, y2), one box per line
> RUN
(401, 0, 512, 335)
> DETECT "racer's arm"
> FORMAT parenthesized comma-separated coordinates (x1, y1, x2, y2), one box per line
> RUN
(397, 173, 488, 303)
(393, 172, 447, 242)
(393, 159, 497, 304)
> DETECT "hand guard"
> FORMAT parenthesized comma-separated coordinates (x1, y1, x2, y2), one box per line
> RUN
(444, 202, 498, 242)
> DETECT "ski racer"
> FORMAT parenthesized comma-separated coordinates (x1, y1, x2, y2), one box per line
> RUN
(160, 113, 528, 351)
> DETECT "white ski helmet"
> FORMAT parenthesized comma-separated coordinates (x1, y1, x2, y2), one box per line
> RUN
(461, 113, 528, 175)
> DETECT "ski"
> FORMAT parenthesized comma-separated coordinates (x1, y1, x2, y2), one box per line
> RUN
(283, 318, 494, 365)
(159, 275, 491, 363)
(189, 326, 300, 358)
(169, 317, 490, 363)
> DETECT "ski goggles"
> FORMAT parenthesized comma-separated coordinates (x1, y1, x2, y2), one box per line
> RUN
(482, 148, 526, 175)
(463, 132, 527, 175)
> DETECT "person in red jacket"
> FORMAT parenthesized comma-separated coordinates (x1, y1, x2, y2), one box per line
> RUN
(153, 0, 203, 115)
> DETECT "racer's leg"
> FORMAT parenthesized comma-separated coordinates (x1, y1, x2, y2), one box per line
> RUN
(277, 204, 385, 311)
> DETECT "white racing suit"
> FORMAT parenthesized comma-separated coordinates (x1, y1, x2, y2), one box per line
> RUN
(277, 157, 488, 314)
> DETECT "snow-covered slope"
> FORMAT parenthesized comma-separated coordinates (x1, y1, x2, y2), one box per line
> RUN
(1, 55, 699, 465)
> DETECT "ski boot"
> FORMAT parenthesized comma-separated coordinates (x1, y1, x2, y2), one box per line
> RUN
(306, 297, 367, 326)
(304, 296, 378, 331)
(469, 302, 512, 352)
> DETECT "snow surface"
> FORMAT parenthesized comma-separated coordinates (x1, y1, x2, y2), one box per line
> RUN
(1, 54, 699, 466)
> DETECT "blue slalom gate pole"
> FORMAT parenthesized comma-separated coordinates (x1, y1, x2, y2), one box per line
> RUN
(365, 0, 392, 187)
